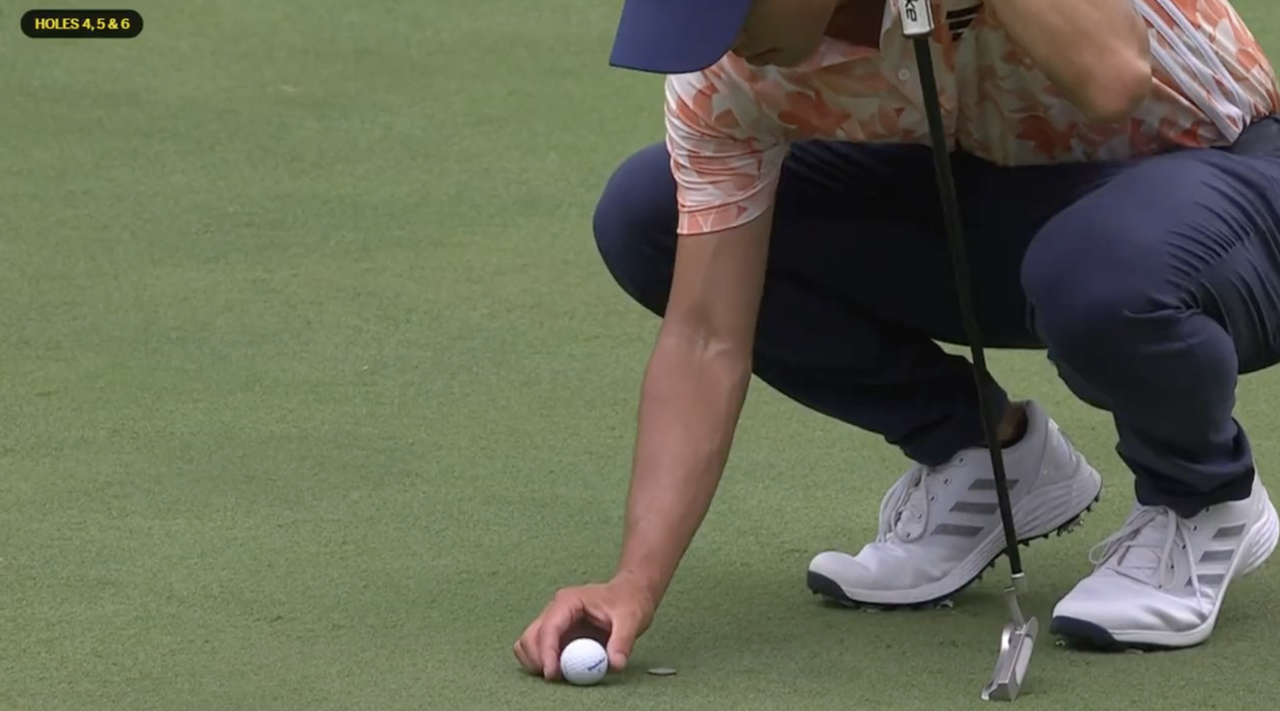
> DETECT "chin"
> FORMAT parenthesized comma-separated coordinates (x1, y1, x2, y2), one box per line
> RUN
(745, 53, 793, 68)
(769, 44, 825, 67)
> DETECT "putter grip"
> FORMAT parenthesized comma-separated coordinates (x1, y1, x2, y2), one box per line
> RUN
(899, 0, 934, 36)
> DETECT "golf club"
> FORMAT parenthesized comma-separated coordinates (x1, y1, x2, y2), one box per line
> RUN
(897, 0, 1038, 701)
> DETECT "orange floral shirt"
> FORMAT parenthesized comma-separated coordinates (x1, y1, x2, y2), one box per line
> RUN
(665, 0, 1279, 235)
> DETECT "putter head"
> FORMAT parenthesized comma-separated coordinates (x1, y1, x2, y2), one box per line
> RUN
(980, 589, 1039, 702)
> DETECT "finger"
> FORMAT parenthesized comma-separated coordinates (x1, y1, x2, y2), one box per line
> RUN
(513, 635, 537, 674)
(518, 597, 561, 677)
(601, 610, 638, 670)
(537, 601, 579, 680)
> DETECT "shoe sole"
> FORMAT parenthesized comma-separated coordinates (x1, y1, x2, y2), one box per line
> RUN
(1050, 491, 1280, 651)
(808, 458, 1104, 610)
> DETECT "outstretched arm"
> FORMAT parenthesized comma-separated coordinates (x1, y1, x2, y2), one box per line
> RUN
(614, 207, 773, 602)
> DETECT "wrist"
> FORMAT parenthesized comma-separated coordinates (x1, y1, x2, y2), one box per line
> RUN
(611, 567, 667, 602)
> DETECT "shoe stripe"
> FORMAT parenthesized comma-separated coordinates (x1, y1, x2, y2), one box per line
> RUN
(950, 501, 1000, 515)
(931, 523, 985, 537)
(968, 478, 1019, 492)
(1214, 524, 1246, 539)
(1199, 549, 1235, 563)
(1188, 572, 1227, 587)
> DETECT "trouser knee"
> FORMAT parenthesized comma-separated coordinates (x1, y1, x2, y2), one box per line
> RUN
(1021, 218, 1170, 387)
(591, 143, 678, 316)
(1022, 206, 1247, 508)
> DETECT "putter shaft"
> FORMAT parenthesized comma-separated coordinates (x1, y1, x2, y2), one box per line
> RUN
(903, 17, 1024, 582)
(899, 4, 1038, 701)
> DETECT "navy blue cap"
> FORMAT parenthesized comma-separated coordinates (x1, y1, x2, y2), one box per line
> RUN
(609, 0, 755, 74)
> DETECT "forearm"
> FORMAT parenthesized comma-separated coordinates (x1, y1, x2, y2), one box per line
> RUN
(613, 324, 753, 600)
(988, 0, 1151, 121)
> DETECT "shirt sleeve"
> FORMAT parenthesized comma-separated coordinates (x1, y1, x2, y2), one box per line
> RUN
(663, 68, 790, 236)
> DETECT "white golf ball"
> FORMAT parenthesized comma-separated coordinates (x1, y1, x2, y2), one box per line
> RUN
(559, 638, 608, 686)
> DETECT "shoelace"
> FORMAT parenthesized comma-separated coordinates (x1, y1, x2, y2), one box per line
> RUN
(876, 458, 965, 543)
(1088, 506, 1205, 608)
(876, 464, 928, 543)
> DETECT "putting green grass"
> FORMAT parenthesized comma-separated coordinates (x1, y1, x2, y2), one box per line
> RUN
(3, 1, 1280, 709)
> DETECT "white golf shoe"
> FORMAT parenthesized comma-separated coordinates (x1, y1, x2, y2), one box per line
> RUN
(1050, 474, 1278, 649)
(807, 401, 1102, 607)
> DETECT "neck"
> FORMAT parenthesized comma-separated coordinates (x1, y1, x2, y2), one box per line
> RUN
(825, 0, 885, 49)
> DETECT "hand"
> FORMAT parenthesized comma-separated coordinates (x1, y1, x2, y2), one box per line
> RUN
(513, 575, 657, 680)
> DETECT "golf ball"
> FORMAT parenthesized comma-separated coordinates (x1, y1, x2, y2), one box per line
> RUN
(560, 638, 608, 686)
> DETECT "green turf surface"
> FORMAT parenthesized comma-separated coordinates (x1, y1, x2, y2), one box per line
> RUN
(3, 1, 1280, 709)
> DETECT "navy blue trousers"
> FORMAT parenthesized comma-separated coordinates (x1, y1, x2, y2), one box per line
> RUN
(592, 117, 1280, 517)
